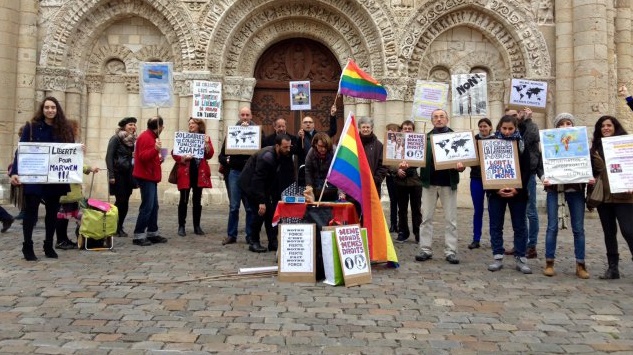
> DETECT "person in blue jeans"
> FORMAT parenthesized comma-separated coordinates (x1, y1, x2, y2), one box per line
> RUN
(542, 113, 592, 278)
(468, 118, 494, 249)
(486, 115, 532, 274)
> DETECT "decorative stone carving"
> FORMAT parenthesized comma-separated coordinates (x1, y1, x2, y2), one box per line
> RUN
(124, 75, 139, 94)
(135, 45, 174, 65)
(85, 75, 104, 93)
(36, 66, 69, 91)
(173, 72, 214, 96)
(242, 78, 257, 102)
(382, 77, 409, 101)
(87, 45, 136, 74)
(223, 76, 244, 101)
(488, 81, 506, 102)
(106, 59, 126, 75)
(66, 69, 85, 94)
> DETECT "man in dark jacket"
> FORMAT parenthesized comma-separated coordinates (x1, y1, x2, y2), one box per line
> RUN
(297, 105, 338, 170)
(239, 134, 293, 252)
(263, 117, 301, 196)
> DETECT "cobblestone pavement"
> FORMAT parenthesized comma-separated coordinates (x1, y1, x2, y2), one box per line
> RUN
(1, 201, 633, 354)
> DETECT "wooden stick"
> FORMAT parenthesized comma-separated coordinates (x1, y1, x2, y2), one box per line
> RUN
(316, 178, 328, 207)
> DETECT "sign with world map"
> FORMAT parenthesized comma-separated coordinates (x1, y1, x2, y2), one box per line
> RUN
(508, 78, 548, 111)
(430, 131, 479, 170)
(539, 126, 592, 184)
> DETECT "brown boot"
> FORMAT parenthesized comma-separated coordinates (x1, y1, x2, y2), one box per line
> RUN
(526, 247, 538, 259)
(576, 262, 590, 279)
(543, 259, 555, 277)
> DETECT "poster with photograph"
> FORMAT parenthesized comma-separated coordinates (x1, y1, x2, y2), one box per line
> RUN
(17, 143, 84, 184)
(225, 125, 261, 154)
(602, 135, 633, 193)
(539, 126, 592, 184)
(508, 78, 548, 112)
(173, 132, 206, 159)
(411, 80, 449, 121)
(451, 73, 488, 116)
(333, 224, 371, 287)
(278, 224, 316, 283)
(479, 139, 522, 189)
(139, 62, 173, 108)
(383, 132, 426, 167)
(290, 81, 311, 111)
(430, 131, 479, 170)
(191, 80, 222, 119)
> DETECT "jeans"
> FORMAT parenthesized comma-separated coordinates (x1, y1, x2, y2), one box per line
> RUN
(133, 179, 159, 238)
(597, 203, 633, 256)
(420, 185, 458, 256)
(526, 174, 539, 248)
(470, 178, 485, 243)
(227, 169, 253, 239)
(544, 191, 586, 261)
(488, 194, 527, 257)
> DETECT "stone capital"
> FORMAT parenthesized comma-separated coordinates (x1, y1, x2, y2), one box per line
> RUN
(124, 75, 139, 94)
(35, 66, 69, 92)
(382, 77, 409, 101)
(85, 75, 103, 93)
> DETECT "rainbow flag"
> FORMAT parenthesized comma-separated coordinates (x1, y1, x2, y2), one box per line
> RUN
(338, 59, 388, 101)
(327, 113, 398, 265)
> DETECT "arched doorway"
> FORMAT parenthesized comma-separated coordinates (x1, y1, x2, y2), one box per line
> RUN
(252, 38, 342, 138)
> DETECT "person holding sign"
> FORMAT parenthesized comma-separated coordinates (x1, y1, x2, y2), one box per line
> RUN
(485, 115, 533, 274)
(468, 118, 495, 250)
(590, 115, 633, 280)
(297, 105, 338, 170)
(541, 113, 593, 278)
(394, 120, 422, 243)
(172, 118, 214, 237)
(9, 97, 75, 261)
(416, 110, 465, 264)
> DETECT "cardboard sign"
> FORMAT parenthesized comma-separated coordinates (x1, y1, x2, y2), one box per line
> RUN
(290, 81, 311, 111)
(602, 135, 633, 193)
(278, 224, 316, 283)
(411, 80, 449, 122)
(173, 132, 206, 159)
(17, 143, 84, 184)
(225, 125, 261, 154)
(479, 139, 522, 189)
(451, 73, 488, 116)
(192, 80, 222, 119)
(139, 62, 173, 108)
(321, 227, 370, 286)
(539, 126, 592, 184)
(430, 131, 479, 170)
(383, 132, 426, 167)
(507, 78, 548, 113)
(330, 224, 371, 287)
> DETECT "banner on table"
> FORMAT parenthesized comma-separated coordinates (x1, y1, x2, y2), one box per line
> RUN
(173, 132, 206, 159)
(451, 73, 487, 116)
(602, 135, 633, 193)
(278, 224, 316, 283)
(431, 131, 479, 170)
(383, 132, 426, 167)
(17, 143, 84, 184)
(508, 78, 548, 112)
(139, 62, 173, 108)
(539, 126, 592, 184)
(192, 80, 222, 119)
(479, 139, 522, 189)
(225, 125, 261, 154)
(411, 80, 449, 121)
(290, 81, 311, 111)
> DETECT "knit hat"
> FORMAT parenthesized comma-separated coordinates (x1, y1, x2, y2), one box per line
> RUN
(118, 117, 137, 128)
(553, 113, 575, 128)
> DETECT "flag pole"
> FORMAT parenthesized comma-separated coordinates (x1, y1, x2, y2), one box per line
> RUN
(315, 179, 328, 207)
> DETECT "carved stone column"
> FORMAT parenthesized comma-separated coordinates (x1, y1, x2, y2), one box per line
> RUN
(555, 1, 574, 114)
(124, 74, 141, 120)
(381, 77, 408, 136)
(85, 75, 103, 161)
(15, 0, 38, 134)
(36, 66, 68, 107)
(488, 81, 506, 125)
(616, 0, 633, 129)
(223, 76, 245, 128)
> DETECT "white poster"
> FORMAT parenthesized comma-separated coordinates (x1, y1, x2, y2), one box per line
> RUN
(451, 73, 488, 116)
(290, 81, 311, 111)
(602, 135, 633, 193)
(192, 80, 222, 119)
(139, 62, 173, 108)
(384, 132, 426, 167)
(17, 143, 84, 184)
(335, 225, 369, 277)
(411, 80, 449, 121)
(173, 132, 206, 159)
(279, 224, 315, 274)
(539, 126, 592, 184)
(509, 78, 548, 109)
(225, 125, 261, 154)
(430, 131, 479, 169)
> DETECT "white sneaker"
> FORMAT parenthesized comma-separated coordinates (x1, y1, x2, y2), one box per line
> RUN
(515, 256, 532, 274)
(488, 255, 504, 271)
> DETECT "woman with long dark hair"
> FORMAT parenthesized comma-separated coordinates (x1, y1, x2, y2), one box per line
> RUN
(590, 115, 633, 279)
(9, 97, 75, 261)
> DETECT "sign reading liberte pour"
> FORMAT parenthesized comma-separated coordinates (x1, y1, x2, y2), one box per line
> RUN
(278, 224, 316, 282)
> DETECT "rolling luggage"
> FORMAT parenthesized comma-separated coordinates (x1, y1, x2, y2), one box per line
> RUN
(77, 173, 117, 250)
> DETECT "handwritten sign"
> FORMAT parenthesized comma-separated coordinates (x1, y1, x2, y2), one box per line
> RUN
(508, 78, 548, 112)
(173, 132, 206, 159)
(139, 62, 173, 108)
(602, 135, 633, 193)
(479, 139, 522, 189)
(383, 132, 426, 167)
(451, 73, 488, 116)
(225, 125, 261, 155)
(334, 224, 371, 287)
(430, 131, 479, 170)
(192, 80, 222, 119)
(290, 81, 311, 111)
(411, 80, 449, 121)
(539, 126, 592, 184)
(17, 143, 84, 184)
(278, 224, 316, 282)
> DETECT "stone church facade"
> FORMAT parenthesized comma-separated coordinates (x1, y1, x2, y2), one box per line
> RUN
(0, 0, 631, 204)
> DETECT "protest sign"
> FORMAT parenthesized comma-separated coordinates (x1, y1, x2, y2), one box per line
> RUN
(539, 126, 592, 184)
(139, 62, 173, 108)
(278, 224, 316, 283)
(479, 139, 522, 189)
(331, 224, 371, 287)
(290, 81, 311, 111)
(192, 80, 222, 119)
(383, 132, 426, 167)
(321, 227, 369, 286)
(17, 143, 84, 184)
(173, 132, 206, 159)
(430, 131, 479, 170)
(508, 78, 548, 113)
(602, 135, 633, 193)
(411, 80, 449, 121)
(225, 125, 261, 154)
(451, 73, 488, 116)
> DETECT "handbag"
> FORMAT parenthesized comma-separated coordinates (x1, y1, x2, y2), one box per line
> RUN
(586, 176, 604, 208)
(168, 163, 178, 184)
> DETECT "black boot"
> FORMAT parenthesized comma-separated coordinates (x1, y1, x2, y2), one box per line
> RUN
(22, 242, 37, 261)
(43, 242, 58, 259)
(178, 226, 186, 237)
(249, 242, 267, 253)
(193, 226, 205, 235)
(600, 254, 620, 280)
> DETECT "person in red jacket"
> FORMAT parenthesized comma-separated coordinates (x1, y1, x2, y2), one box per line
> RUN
(132, 116, 167, 246)
(172, 118, 214, 237)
